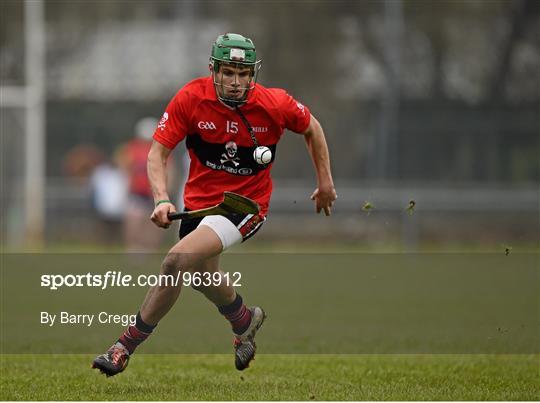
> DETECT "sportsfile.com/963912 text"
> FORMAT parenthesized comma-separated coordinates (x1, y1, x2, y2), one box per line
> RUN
(40, 271, 242, 290)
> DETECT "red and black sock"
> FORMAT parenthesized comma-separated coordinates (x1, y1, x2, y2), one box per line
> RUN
(218, 293, 252, 335)
(117, 312, 156, 354)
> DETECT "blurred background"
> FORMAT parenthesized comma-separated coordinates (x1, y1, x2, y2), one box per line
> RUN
(1, 0, 538, 251)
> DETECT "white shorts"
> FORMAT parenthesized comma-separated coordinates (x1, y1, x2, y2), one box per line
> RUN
(179, 213, 266, 251)
(200, 215, 242, 250)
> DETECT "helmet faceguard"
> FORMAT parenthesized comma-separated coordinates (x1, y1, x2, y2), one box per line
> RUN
(210, 33, 262, 107)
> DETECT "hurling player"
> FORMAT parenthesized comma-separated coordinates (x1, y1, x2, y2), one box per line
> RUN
(93, 33, 336, 376)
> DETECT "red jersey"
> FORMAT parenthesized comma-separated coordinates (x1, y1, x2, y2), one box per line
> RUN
(153, 76, 311, 215)
(123, 138, 153, 198)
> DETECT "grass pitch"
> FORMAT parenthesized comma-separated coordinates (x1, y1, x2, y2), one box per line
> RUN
(1, 250, 538, 400)
(1, 354, 538, 400)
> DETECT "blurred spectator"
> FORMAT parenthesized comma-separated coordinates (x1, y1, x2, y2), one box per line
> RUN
(89, 158, 128, 245)
(117, 117, 163, 252)
(63, 144, 105, 183)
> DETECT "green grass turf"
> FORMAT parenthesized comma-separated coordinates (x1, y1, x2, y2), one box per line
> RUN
(2, 250, 538, 400)
(5, 239, 540, 254)
(1, 354, 538, 400)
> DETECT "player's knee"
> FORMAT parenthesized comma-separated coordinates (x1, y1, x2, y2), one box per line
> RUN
(160, 253, 182, 276)
(161, 241, 199, 274)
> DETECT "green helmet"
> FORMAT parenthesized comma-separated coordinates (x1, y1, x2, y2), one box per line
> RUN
(210, 33, 259, 72)
(210, 33, 262, 106)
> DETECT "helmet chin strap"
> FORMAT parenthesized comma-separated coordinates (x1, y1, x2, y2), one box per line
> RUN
(223, 98, 244, 108)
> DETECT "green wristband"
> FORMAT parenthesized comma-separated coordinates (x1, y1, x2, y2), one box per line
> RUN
(155, 199, 173, 207)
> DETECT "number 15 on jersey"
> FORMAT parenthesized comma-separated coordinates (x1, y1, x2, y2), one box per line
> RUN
(227, 121, 239, 134)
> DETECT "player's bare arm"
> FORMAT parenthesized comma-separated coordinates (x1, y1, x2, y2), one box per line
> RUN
(302, 114, 337, 216)
(147, 141, 176, 228)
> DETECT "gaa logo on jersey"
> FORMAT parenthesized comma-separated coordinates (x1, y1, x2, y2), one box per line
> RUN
(198, 121, 217, 130)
